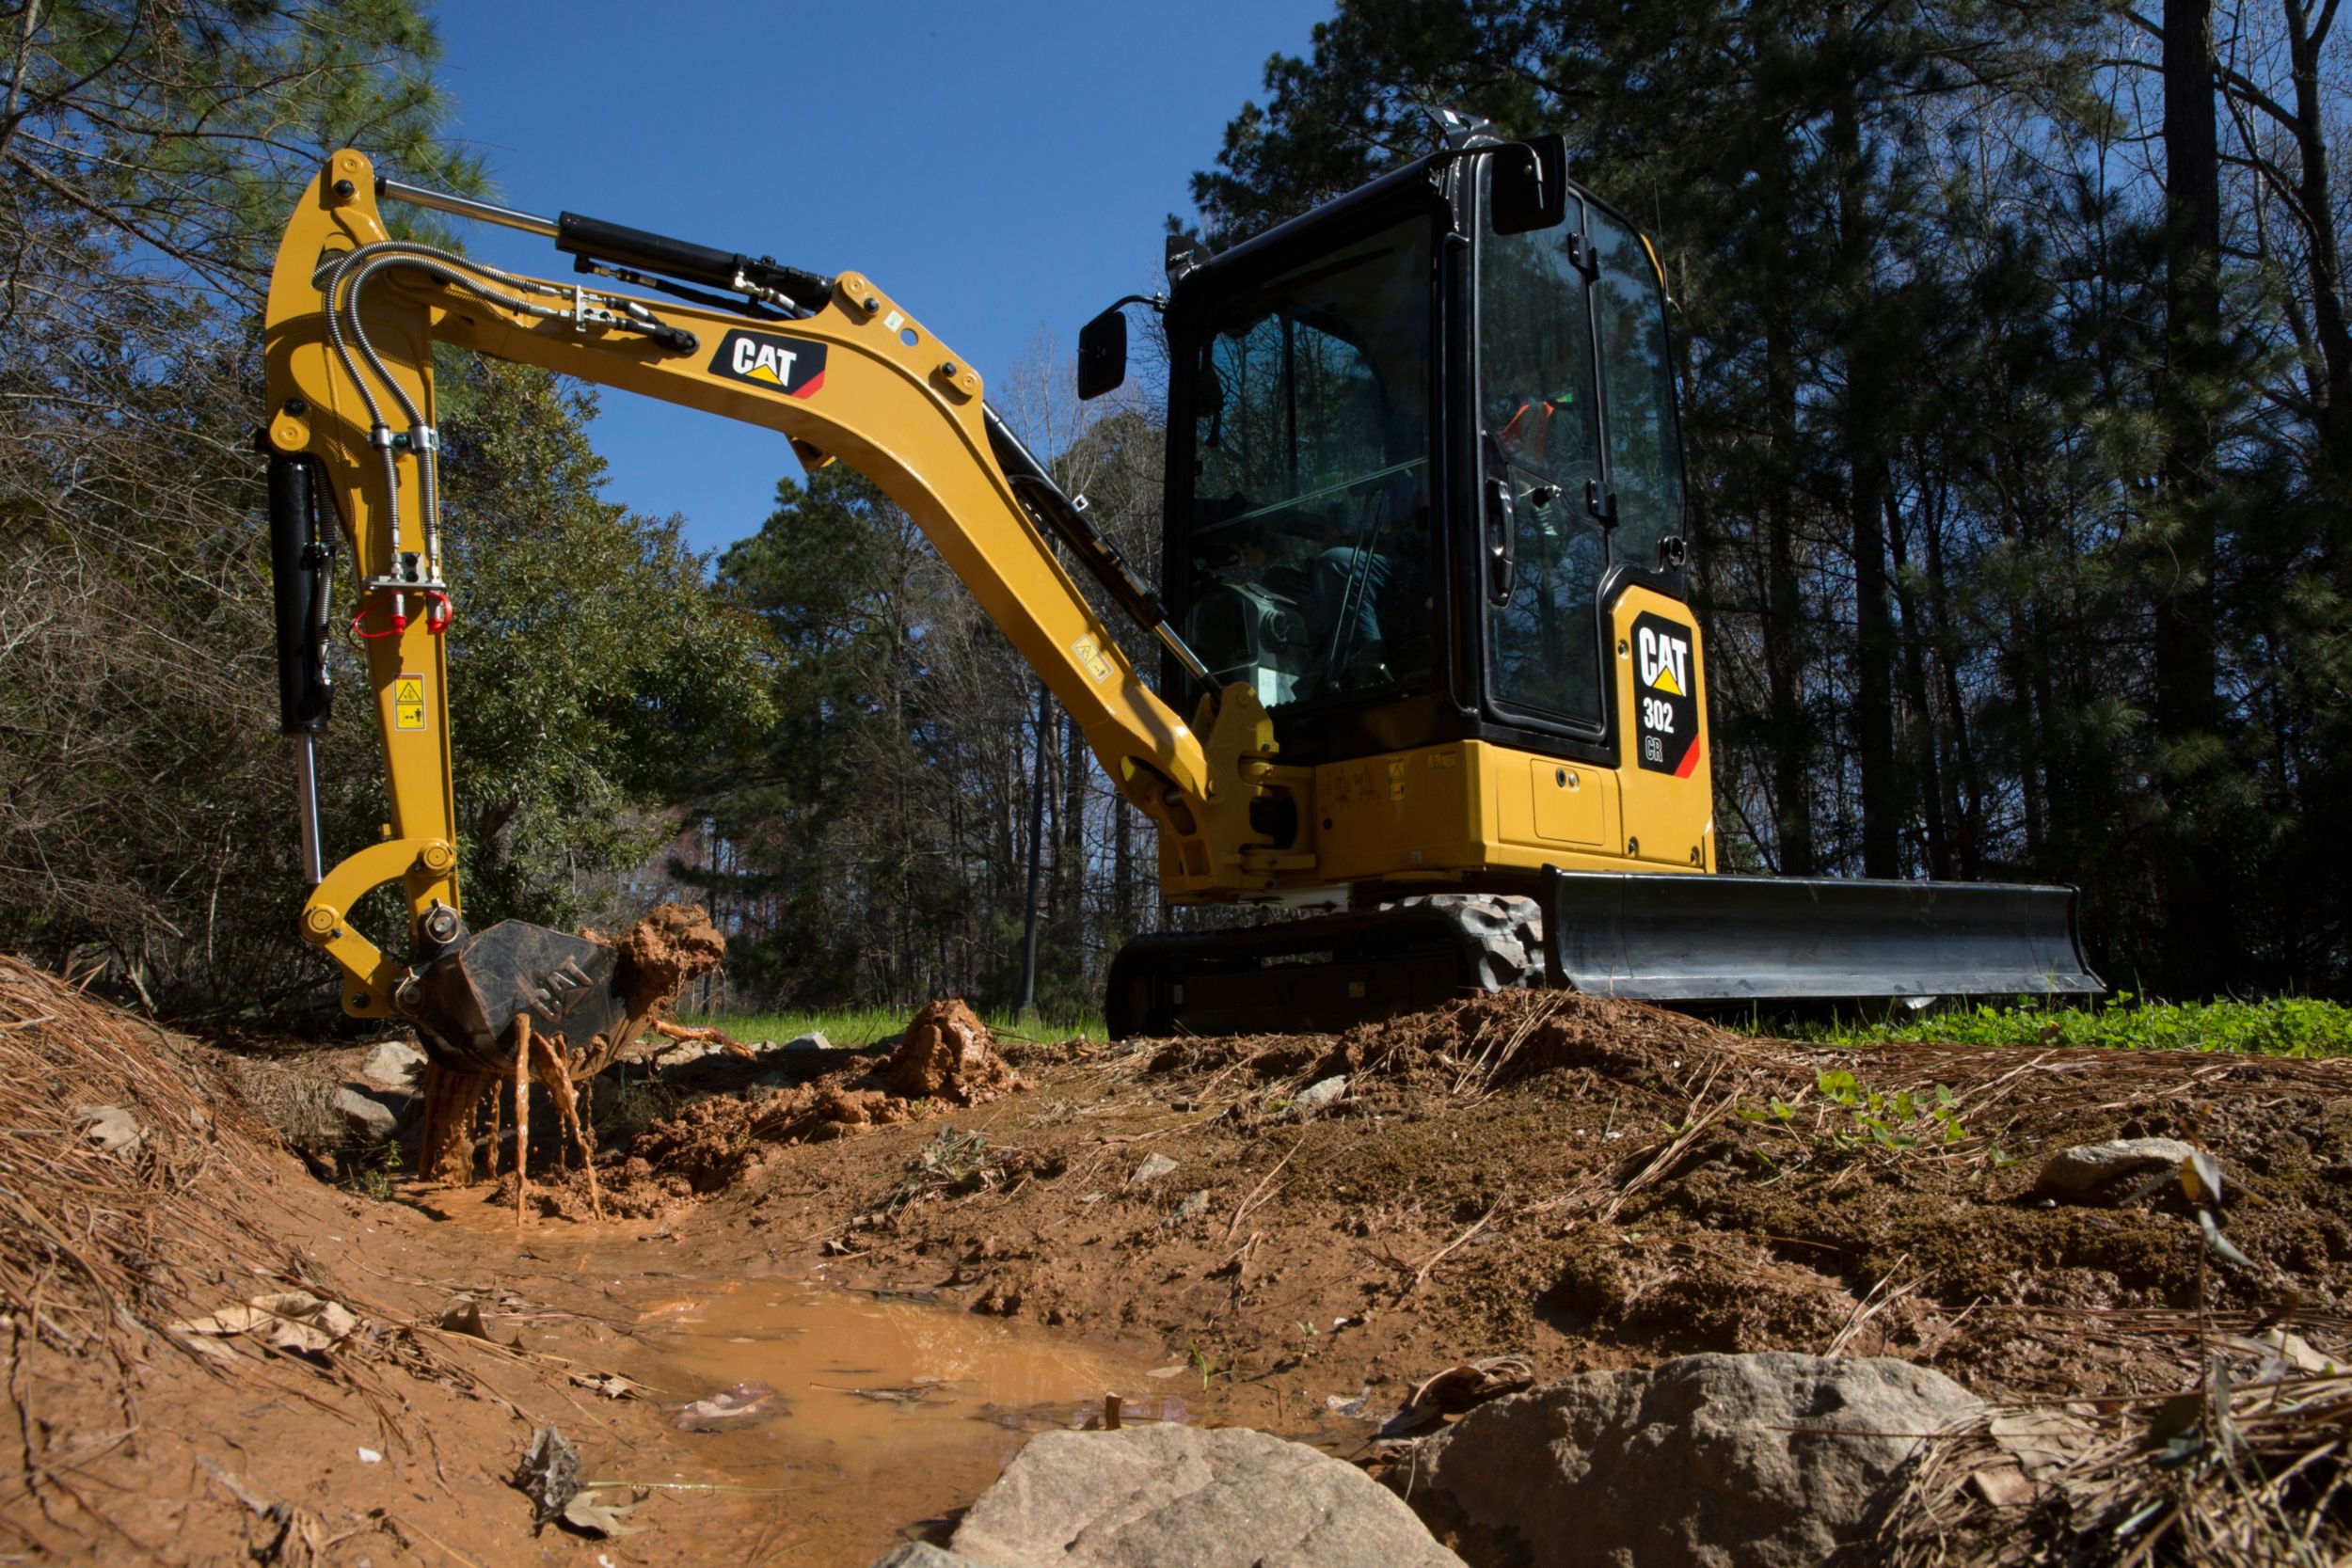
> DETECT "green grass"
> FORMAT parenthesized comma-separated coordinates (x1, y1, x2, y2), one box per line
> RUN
(1795, 992, 2352, 1059)
(675, 1003, 1105, 1052)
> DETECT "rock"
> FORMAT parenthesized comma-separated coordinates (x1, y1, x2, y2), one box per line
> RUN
(1290, 1074, 1348, 1120)
(2036, 1137, 2195, 1196)
(1405, 1353, 1981, 1568)
(1129, 1152, 1179, 1185)
(671, 1379, 786, 1433)
(949, 1424, 1463, 1567)
(786, 1030, 831, 1052)
(334, 1087, 397, 1144)
(868, 1546, 999, 1568)
(73, 1103, 143, 1155)
(359, 1039, 424, 1089)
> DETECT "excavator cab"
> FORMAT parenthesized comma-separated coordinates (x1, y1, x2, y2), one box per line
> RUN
(1156, 139, 1679, 775)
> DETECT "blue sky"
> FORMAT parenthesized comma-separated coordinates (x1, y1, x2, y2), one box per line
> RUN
(427, 1, 1336, 556)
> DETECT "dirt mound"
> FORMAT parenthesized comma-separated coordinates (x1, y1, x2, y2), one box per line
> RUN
(691, 990, 2349, 1467)
(1145, 989, 1758, 1113)
(0, 955, 648, 1563)
(0, 955, 283, 1367)
(628, 1082, 922, 1193)
(620, 997, 1028, 1196)
(882, 999, 1031, 1103)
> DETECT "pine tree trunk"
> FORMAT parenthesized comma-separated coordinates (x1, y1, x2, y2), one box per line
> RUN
(2159, 0, 2223, 994)
(1831, 46, 1900, 879)
(1761, 140, 1816, 878)
(1921, 490, 1982, 879)
(1887, 490, 1950, 879)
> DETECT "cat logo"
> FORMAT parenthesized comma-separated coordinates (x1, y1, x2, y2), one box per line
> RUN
(709, 329, 828, 399)
(1629, 611, 1700, 778)
(1637, 624, 1691, 696)
(521, 956, 597, 1025)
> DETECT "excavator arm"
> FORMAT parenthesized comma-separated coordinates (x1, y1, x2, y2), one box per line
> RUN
(262, 150, 1295, 1066)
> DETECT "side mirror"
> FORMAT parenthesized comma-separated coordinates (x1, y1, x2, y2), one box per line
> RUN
(1076, 306, 1128, 401)
(1490, 133, 1570, 234)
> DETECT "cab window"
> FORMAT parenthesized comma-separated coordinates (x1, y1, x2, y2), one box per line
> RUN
(1184, 214, 1434, 710)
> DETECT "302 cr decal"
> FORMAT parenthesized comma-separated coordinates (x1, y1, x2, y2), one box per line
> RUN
(1631, 610, 1700, 778)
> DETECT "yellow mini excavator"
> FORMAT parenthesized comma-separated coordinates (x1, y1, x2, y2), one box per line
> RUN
(261, 135, 2096, 1069)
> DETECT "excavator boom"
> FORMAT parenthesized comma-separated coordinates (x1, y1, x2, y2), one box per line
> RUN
(262, 151, 1295, 1068)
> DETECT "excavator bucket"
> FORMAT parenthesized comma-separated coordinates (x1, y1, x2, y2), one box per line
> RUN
(405, 921, 632, 1073)
(1539, 867, 2102, 1005)
(401, 905, 726, 1074)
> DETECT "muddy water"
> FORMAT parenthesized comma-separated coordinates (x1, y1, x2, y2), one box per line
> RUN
(411, 1180, 1195, 1563)
(614, 1265, 1189, 1556)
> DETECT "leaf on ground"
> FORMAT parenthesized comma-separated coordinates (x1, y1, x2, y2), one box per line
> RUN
(438, 1298, 493, 1338)
(561, 1489, 648, 1538)
(1987, 1408, 2099, 1478)
(670, 1380, 784, 1432)
(171, 1291, 359, 1356)
(1968, 1463, 2035, 1509)
(570, 1370, 648, 1400)
(514, 1425, 581, 1525)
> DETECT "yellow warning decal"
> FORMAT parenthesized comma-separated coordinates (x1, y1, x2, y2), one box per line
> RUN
(1388, 759, 1407, 801)
(1072, 634, 1114, 685)
(393, 674, 426, 731)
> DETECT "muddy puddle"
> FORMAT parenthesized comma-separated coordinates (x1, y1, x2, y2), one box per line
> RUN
(420, 1196, 1189, 1561)
(618, 1267, 1191, 1554)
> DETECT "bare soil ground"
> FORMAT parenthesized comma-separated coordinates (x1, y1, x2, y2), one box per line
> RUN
(7, 960, 2347, 1565)
(606, 991, 2352, 1412)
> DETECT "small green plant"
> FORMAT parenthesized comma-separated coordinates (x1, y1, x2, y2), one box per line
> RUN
(870, 1126, 1004, 1220)
(1737, 1071, 1968, 1156)
(1187, 1335, 1230, 1391)
(350, 1139, 402, 1200)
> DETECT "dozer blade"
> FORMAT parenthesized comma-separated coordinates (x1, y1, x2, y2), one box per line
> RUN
(1539, 866, 2102, 1003)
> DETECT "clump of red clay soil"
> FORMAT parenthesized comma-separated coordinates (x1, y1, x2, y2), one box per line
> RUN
(621, 998, 1028, 1196)
(881, 998, 1029, 1103)
(612, 902, 726, 1010)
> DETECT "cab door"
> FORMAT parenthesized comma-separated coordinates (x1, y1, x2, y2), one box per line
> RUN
(1473, 180, 1609, 736)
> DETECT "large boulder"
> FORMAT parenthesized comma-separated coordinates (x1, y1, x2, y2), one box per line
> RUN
(949, 1424, 1463, 1568)
(1405, 1353, 1981, 1568)
(333, 1086, 398, 1144)
(359, 1039, 425, 1089)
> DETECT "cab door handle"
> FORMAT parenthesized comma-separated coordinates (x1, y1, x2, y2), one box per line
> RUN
(1485, 476, 1518, 605)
